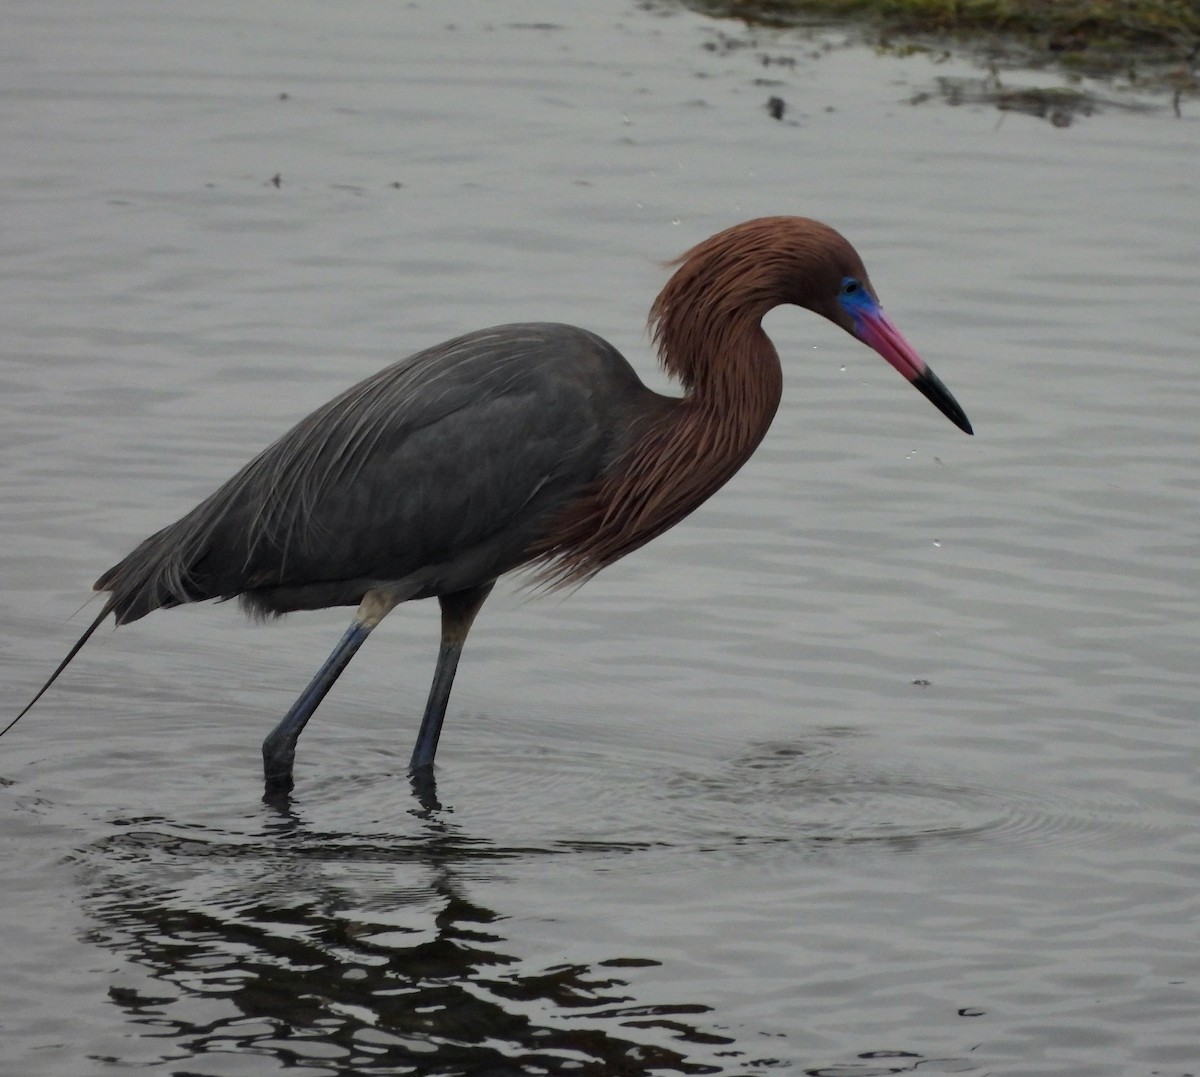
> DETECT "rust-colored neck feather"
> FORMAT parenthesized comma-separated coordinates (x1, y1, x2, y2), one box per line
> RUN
(533, 217, 864, 587)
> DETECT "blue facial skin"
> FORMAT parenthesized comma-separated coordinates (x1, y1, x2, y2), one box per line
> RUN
(837, 276, 878, 337)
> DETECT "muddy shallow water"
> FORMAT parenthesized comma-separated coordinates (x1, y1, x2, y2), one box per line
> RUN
(3, 1, 1198, 1074)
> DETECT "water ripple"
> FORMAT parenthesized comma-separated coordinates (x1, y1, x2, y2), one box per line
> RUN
(657, 737, 1152, 856)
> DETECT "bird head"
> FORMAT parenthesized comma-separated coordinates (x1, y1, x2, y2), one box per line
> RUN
(828, 271, 972, 435)
(652, 216, 973, 435)
(780, 221, 972, 436)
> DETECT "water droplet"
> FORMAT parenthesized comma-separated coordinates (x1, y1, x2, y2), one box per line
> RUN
(932, 539, 942, 548)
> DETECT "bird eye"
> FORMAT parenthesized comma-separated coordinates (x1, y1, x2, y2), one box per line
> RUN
(841, 278, 861, 297)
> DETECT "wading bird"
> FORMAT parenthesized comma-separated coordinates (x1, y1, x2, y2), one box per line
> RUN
(10, 217, 972, 794)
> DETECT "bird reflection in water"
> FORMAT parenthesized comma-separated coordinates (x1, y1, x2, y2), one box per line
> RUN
(84, 787, 738, 1074)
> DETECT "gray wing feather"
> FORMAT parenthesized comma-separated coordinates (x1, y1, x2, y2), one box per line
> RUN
(97, 323, 643, 622)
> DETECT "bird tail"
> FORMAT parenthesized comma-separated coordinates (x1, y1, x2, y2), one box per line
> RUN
(2, 598, 116, 740)
(94, 510, 230, 625)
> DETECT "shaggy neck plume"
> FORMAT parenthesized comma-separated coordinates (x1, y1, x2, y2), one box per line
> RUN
(533, 221, 808, 587)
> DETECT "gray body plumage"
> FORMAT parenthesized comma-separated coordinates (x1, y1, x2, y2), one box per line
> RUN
(97, 323, 655, 625)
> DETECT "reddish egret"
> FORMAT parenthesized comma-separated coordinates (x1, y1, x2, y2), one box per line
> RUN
(11, 217, 972, 793)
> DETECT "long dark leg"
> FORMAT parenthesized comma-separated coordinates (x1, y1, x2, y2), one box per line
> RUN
(409, 581, 494, 773)
(261, 590, 401, 795)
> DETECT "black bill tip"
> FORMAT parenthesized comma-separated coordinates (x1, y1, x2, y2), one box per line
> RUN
(913, 367, 973, 436)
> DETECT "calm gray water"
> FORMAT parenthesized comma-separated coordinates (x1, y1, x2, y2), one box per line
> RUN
(3, 1, 1198, 1074)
